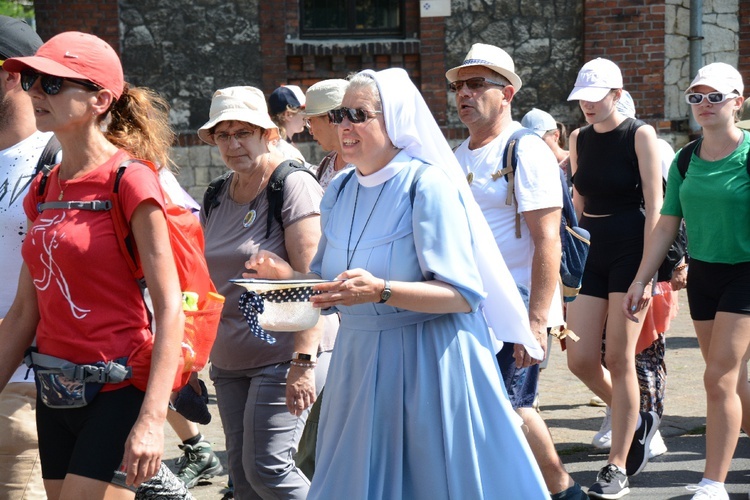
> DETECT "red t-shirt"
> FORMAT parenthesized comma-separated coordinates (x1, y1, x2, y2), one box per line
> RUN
(23, 150, 167, 375)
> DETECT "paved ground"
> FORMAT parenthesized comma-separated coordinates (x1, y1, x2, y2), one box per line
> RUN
(171, 290, 750, 499)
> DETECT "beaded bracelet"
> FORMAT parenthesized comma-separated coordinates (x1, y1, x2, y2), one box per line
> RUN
(290, 360, 317, 369)
(674, 263, 689, 272)
(633, 281, 651, 287)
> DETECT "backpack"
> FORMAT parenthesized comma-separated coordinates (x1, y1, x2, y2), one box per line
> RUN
(35, 159, 224, 392)
(503, 128, 591, 302)
(203, 159, 317, 237)
(577, 121, 688, 282)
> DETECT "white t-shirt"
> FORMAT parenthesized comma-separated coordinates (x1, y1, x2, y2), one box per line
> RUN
(454, 122, 565, 327)
(0, 130, 57, 383)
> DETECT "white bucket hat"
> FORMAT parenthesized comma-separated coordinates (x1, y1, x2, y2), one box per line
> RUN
(616, 90, 636, 119)
(445, 43, 522, 91)
(567, 58, 623, 102)
(521, 108, 557, 137)
(686, 62, 744, 96)
(198, 86, 279, 145)
(303, 79, 349, 117)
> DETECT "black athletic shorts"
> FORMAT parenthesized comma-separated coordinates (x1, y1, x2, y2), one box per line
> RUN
(36, 384, 144, 483)
(686, 259, 750, 321)
(579, 210, 645, 298)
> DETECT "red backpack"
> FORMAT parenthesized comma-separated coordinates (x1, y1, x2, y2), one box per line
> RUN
(35, 159, 223, 391)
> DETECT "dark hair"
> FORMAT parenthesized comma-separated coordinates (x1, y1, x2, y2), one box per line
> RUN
(555, 121, 568, 149)
(105, 85, 176, 171)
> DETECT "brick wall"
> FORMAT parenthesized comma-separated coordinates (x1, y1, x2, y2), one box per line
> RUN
(739, 0, 750, 86)
(33, 0, 119, 51)
(582, 0, 667, 130)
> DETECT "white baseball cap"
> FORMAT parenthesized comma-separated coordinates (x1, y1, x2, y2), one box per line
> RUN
(521, 108, 557, 137)
(686, 62, 744, 96)
(567, 58, 623, 102)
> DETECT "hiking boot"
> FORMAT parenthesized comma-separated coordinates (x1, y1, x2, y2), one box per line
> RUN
(648, 429, 667, 459)
(685, 483, 729, 499)
(625, 411, 659, 476)
(592, 406, 612, 449)
(175, 441, 223, 488)
(587, 464, 629, 499)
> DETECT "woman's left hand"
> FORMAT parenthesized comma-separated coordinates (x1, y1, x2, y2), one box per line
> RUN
(286, 366, 316, 416)
(122, 415, 164, 487)
(622, 281, 652, 322)
(311, 269, 383, 308)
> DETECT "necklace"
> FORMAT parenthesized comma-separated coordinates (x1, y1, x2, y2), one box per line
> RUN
(346, 183, 386, 269)
(233, 156, 269, 228)
(56, 171, 66, 200)
(703, 133, 742, 161)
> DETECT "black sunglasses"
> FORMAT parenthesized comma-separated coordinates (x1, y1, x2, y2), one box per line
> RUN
(448, 77, 506, 93)
(327, 107, 383, 125)
(21, 70, 101, 95)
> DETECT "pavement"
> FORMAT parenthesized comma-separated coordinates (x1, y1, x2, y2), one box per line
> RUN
(169, 290, 750, 499)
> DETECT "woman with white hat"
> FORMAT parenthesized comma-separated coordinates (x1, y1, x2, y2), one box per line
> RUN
(625, 62, 750, 500)
(565, 57, 663, 499)
(246, 68, 546, 499)
(198, 86, 334, 499)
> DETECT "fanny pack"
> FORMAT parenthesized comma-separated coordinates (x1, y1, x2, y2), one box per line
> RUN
(24, 349, 131, 409)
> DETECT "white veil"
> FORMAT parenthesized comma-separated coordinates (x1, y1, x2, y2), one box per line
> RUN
(362, 68, 543, 360)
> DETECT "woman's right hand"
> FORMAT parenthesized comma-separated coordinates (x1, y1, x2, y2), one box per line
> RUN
(622, 281, 652, 322)
(244, 250, 295, 279)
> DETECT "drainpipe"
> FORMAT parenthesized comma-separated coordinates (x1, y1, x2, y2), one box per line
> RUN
(688, 0, 704, 134)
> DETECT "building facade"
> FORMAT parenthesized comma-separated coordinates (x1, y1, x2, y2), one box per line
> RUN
(32, 0, 749, 197)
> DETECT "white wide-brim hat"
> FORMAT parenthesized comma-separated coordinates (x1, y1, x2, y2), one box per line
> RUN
(445, 43, 522, 91)
(232, 279, 326, 332)
(198, 86, 279, 145)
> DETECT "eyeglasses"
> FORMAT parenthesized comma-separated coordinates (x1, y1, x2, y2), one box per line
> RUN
(213, 129, 257, 144)
(21, 70, 101, 95)
(685, 92, 739, 105)
(448, 77, 506, 93)
(328, 107, 382, 125)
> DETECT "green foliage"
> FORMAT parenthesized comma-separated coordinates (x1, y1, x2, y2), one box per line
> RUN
(0, 0, 34, 19)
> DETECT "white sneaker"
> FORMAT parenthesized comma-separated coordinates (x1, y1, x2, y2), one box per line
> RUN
(648, 429, 667, 458)
(592, 406, 612, 449)
(686, 483, 729, 499)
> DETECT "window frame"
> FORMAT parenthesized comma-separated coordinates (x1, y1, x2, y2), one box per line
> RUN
(299, 0, 406, 39)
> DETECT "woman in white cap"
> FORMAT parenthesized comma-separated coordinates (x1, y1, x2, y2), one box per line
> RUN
(624, 62, 750, 500)
(197, 86, 334, 499)
(565, 57, 663, 499)
(246, 68, 547, 499)
(0, 32, 183, 498)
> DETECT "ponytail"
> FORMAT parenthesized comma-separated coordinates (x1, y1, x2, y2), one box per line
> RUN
(105, 85, 176, 171)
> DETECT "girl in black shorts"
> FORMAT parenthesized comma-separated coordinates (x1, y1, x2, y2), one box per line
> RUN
(565, 58, 664, 499)
(626, 62, 750, 500)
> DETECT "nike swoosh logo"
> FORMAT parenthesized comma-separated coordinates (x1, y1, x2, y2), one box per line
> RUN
(638, 420, 650, 445)
(64, 51, 79, 58)
(618, 479, 627, 488)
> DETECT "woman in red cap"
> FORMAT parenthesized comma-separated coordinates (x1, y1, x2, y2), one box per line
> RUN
(0, 31, 182, 499)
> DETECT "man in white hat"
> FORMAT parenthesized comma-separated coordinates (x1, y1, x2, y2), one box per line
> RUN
(302, 79, 350, 189)
(449, 43, 586, 500)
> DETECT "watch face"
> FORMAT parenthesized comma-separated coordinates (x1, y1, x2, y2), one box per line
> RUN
(380, 289, 391, 301)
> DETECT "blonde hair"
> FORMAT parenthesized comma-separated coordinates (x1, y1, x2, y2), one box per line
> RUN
(270, 105, 302, 140)
(105, 85, 176, 171)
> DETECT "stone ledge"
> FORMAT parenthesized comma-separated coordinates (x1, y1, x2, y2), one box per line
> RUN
(286, 38, 420, 56)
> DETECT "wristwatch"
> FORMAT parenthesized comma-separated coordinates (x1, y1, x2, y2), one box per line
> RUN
(292, 352, 316, 362)
(378, 279, 392, 303)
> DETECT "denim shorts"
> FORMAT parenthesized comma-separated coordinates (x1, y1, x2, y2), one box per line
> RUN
(495, 284, 539, 409)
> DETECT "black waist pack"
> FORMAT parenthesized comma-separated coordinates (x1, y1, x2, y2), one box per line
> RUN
(24, 349, 131, 409)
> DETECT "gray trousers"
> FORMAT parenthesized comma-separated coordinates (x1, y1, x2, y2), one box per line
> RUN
(210, 353, 330, 500)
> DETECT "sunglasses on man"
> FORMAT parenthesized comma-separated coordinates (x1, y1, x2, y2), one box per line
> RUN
(685, 92, 739, 105)
(21, 70, 101, 95)
(448, 77, 506, 93)
(327, 107, 382, 125)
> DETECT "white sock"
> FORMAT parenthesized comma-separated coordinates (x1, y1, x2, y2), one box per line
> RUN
(616, 465, 627, 475)
(698, 478, 725, 490)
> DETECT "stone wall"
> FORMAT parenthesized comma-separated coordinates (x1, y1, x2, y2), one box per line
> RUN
(444, 0, 584, 127)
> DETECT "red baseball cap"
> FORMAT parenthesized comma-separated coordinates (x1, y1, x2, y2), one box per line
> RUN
(4, 31, 124, 99)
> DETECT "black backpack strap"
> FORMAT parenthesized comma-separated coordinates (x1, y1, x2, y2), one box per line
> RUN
(35, 135, 61, 175)
(265, 160, 317, 239)
(500, 128, 543, 238)
(202, 172, 232, 221)
(676, 138, 703, 179)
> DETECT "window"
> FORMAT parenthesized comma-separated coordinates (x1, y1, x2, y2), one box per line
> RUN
(300, 0, 405, 39)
